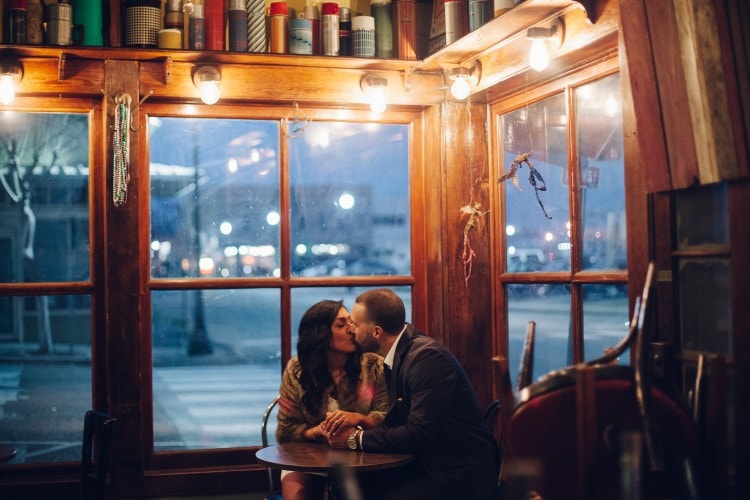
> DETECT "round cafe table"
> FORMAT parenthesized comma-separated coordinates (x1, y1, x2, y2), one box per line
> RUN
(0, 444, 17, 464)
(256, 442, 414, 473)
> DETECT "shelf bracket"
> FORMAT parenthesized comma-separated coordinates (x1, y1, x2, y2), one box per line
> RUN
(58, 52, 66, 81)
(163, 56, 172, 84)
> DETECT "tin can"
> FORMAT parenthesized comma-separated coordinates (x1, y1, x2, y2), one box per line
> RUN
(289, 17, 312, 55)
(321, 2, 339, 56)
(269, 2, 289, 54)
(227, 0, 248, 52)
(46, 3, 73, 46)
(351, 15, 375, 58)
(124, 0, 162, 48)
(339, 7, 351, 56)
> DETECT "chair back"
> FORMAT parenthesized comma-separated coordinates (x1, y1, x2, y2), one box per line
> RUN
(80, 410, 116, 500)
(261, 396, 281, 499)
(502, 263, 702, 499)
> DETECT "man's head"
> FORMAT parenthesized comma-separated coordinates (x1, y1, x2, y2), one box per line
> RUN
(348, 288, 406, 356)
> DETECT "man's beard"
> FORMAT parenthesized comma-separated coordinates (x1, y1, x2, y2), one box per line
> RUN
(358, 331, 379, 353)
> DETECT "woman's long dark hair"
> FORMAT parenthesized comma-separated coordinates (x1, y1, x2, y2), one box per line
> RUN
(296, 300, 362, 415)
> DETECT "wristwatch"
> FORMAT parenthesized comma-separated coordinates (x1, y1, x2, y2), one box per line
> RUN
(347, 426, 363, 450)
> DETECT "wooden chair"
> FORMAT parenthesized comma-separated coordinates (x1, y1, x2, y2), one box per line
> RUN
(260, 395, 282, 500)
(80, 410, 116, 500)
(501, 263, 703, 499)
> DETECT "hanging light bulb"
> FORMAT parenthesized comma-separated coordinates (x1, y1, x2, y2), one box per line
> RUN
(193, 65, 222, 105)
(527, 19, 563, 73)
(528, 36, 550, 71)
(447, 62, 481, 101)
(449, 67, 471, 100)
(360, 73, 388, 114)
(0, 59, 23, 106)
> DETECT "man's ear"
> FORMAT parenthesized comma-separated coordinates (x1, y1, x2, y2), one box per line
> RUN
(372, 325, 383, 339)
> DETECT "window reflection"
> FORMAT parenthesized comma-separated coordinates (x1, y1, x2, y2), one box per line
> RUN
(501, 94, 570, 272)
(152, 289, 281, 450)
(507, 285, 572, 385)
(500, 72, 628, 378)
(148, 117, 412, 452)
(0, 113, 90, 283)
(290, 121, 410, 277)
(149, 117, 281, 278)
(0, 294, 92, 464)
(0, 112, 92, 465)
(582, 284, 630, 363)
(576, 75, 627, 271)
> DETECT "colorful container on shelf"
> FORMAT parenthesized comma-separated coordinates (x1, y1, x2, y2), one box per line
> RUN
(269, 1, 289, 53)
(124, 0, 162, 48)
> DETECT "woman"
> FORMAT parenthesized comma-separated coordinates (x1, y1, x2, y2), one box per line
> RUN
(276, 299, 388, 500)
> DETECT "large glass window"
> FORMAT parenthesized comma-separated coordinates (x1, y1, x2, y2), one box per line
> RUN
(148, 116, 411, 451)
(0, 112, 92, 464)
(497, 73, 629, 385)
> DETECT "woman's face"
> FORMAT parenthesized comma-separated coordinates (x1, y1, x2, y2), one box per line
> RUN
(329, 307, 357, 354)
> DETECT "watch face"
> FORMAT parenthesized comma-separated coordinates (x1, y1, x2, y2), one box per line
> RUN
(347, 431, 357, 449)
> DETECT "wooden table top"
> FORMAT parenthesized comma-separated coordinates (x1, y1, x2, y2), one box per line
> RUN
(256, 442, 414, 473)
(0, 444, 17, 464)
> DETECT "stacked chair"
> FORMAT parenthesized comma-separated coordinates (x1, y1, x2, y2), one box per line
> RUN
(496, 263, 704, 500)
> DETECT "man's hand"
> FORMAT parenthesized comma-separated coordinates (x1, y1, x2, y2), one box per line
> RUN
(322, 410, 359, 436)
(328, 424, 355, 449)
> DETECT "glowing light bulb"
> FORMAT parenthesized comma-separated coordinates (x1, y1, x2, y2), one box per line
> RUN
(198, 81, 221, 105)
(0, 75, 16, 106)
(368, 86, 386, 114)
(450, 77, 471, 100)
(529, 38, 549, 72)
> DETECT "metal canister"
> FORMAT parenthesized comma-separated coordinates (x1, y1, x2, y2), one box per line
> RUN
(269, 2, 289, 54)
(124, 0, 162, 48)
(289, 17, 313, 55)
(46, 2, 74, 46)
(164, 0, 184, 31)
(320, 2, 339, 56)
(227, 0, 248, 52)
(444, 0, 467, 45)
(469, 0, 491, 32)
(338, 7, 351, 56)
(351, 15, 375, 58)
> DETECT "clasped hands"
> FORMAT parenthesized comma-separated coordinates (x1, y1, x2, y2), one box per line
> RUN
(312, 410, 358, 449)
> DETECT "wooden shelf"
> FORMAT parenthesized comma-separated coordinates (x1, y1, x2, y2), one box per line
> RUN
(419, 0, 594, 71)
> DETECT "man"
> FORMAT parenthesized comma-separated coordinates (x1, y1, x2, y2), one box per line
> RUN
(326, 288, 497, 499)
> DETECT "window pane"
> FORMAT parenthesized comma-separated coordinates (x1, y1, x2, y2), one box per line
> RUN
(289, 122, 410, 277)
(149, 117, 281, 278)
(0, 294, 92, 464)
(582, 284, 630, 363)
(678, 259, 731, 354)
(507, 285, 571, 386)
(501, 94, 570, 272)
(152, 289, 281, 450)
(0, 113, 90, 283)
(674, 183, 728, 249)
(576, 74, 627, 271)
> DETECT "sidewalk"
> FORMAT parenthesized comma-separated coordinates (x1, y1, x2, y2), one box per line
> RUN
(0, 342, 91, 364)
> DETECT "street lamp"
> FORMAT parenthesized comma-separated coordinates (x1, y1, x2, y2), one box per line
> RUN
(188, 125, 213, 355)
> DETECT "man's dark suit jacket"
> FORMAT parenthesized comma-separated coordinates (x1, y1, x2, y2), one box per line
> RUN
(361, 324, 497, 499)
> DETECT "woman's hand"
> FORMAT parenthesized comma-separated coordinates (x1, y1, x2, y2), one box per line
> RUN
(322, 410, 360, 436)
(307, 422, 328, 442)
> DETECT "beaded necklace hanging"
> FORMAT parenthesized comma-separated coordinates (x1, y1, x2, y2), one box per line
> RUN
(112, 93, 131, 207)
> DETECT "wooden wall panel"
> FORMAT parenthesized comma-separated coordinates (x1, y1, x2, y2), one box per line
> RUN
(619, 0, 745, 192)
(439, 100, 493, 404)
(617, 0, 672, 193)
(102, 59, 147, 497)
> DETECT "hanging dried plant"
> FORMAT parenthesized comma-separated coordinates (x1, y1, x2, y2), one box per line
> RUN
(498, 150, 552, 219)
(460, 201, 489, 285)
